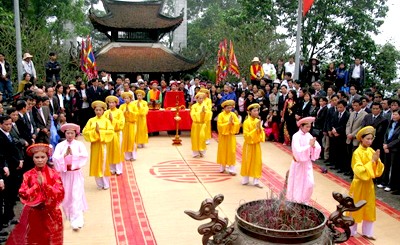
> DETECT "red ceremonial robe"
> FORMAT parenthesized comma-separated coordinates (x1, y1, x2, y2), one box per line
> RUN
(19, 165, 65, 245)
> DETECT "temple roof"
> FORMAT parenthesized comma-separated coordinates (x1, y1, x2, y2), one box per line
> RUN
(96, 43, 204, 73)
(89, 0, 183, 32)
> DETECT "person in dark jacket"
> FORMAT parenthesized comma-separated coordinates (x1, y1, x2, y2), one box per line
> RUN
(306, 58, 321, 86)
(45, 52, 61, 87)
(0, 53, 12, 101)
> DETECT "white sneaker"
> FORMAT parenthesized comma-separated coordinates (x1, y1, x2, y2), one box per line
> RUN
(377, 184, 384, 188)
(205, 140, 210, 145)
(384, 187, 391, 192)
(219, 165, 225, 173)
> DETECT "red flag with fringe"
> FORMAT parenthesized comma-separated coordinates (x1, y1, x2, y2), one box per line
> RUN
(80, 39, 87, 73)
(216, 39, 228, 85)
(303, 0, 315, 16)
(228, 40, 240, 78)
(85, 36, 98, 79)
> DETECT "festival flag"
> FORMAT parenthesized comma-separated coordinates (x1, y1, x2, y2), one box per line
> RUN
(228, 40, 240, 78)
(303, 0, 315, 16)
(216, 39, 228, 84)
(85, 36, 98, 79)
(80, 39, 87, 73)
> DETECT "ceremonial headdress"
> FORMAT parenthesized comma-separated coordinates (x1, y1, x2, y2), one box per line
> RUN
(356, 126, 376, 141)
(91, 100, 107, 110)
(199, 88, 210, 95)
(60, 123, 80, 134)
(26, 143, 52, 157)
(150, 80, 159, 86)
(247, 103, 260, 111)
(135, 89, 146, 97)
(105, 95, 119, 104)
(221, 100, 235, 108)
(195, 92, 206, 99)
(121, 92, 133, 99)
(297, 116, 315, 127)
(170, 81, 178, 87)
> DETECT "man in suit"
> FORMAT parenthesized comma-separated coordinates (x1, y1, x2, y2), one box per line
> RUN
(278, 85, 288, 143)
(382, 110, 400, 193)
(348, 58, 365, 91)
(345, 99, 368, 176)
(361, 102, 389, 151)
(87, 78, 105, 105)
(46, 87, 59, 120)
(0, 115, 24, 228)
(348, 85, 361, 106)
(16, 100, 34, 145)
(323, 95, 339, 162)
(32, 96, 51, 143)
(24, 96, 38, 142)
(299, 57, 308, 87)
(360, 96, 372, 113)
(381, 98, 391, 120)
(313, 96, 328, 158)
(312, 81, 326, 98)
(330, 100, 350, 172)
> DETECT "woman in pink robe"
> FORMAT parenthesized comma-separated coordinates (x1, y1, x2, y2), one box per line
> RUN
(286, 117, 321, 204)
(52, 123, 88, 231)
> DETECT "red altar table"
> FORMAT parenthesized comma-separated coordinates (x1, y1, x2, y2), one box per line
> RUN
(146, 109, 192, 133)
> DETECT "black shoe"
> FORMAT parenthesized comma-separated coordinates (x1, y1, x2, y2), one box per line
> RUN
(0, 237, 7, 243)
(0, 231, 9, 236)
(337, 169, 344, 173)
(329, 166, 338, 170)
(1, 224, 8, 228)
(10, 219, 19, 225)
(344, 172, 353, 176)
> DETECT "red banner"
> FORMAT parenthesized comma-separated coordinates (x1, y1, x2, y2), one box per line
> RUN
(228, 40, 240, 78)
(303, 0, 315, 16)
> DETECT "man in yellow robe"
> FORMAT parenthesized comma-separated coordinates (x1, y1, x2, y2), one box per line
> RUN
(241, 103, 265, 188)
(190, 92, 212, 157)
(199, 88, 212, 145)
(120, 92, 138, 161)
(133, 90, 149, 148)
(349, 126, 384, 240)
(104, 96, 125, 175)
(217, 100, 240, 175)
(82, 101, 114, 190)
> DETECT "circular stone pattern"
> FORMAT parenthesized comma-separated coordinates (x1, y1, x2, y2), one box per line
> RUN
(150, 160, 234, 183)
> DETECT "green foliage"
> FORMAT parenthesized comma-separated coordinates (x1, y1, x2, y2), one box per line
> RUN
(184, 2, 288, 82)
(371, 43, 400, 90)
(0, 0, 90, 85)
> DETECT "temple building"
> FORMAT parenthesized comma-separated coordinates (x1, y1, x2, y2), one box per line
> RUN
(89, 0, 203, 80)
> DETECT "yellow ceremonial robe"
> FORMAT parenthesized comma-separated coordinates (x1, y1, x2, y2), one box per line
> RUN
(104, 108, 125, 165)
(133, 100, 149, 144)
(204, 97, 212, 140)
(217, 111, 240, 166)
(190, 102, 212, 151)
(120, 102, 138, 153)
(241, 117, 265, 178)
(349, 146, 384, 223)
(83, 115, 114, 177)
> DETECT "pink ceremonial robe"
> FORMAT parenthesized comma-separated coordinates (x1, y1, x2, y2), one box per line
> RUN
(52, 139, 88, 220)
(286, 129, 321, 204)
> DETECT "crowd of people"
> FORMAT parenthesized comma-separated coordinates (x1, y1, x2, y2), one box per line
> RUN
(0, 51, 399, 243)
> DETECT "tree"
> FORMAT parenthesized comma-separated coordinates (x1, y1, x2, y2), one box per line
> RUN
(0, 0, 90, 85)
(183, 2, 288, 81)
(239, 0, 389, 64)
(371, 43, 400, 92)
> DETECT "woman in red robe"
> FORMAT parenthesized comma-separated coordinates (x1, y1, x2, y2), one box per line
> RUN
(19, 143, 65, 245)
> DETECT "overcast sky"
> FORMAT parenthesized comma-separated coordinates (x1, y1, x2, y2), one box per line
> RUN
(373, 0, 400, 49)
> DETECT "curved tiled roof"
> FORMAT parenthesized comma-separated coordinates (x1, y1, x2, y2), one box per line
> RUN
(96, 43, 204, 73)
(89, 0, 183, 31)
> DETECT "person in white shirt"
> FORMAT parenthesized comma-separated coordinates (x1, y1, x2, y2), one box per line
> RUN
(348, 58, 365, 91)
(22, 53, 36, 82)
(284, 56, 296, 78)
(189, 77, 200, 101)
(262, 57, 276, 83)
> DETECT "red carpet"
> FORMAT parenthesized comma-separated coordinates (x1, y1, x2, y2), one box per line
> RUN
(110, 161, 157, 245)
